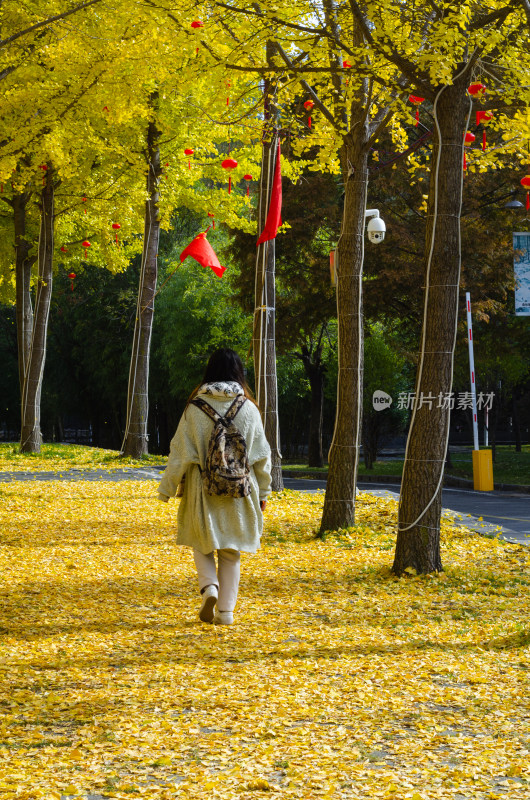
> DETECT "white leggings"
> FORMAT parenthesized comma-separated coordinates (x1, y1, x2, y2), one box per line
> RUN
(193, 549, 241, 612)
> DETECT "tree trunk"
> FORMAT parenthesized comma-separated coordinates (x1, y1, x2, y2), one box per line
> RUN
(121, 114, 161, 458)
(394, 76, 470, 575)
(20, 170, 54, 453)
(300, 343, 325, 468)
(362, 414, 379, 470)
(319, 139, 369, 533)
(13, 191, 35, 399)
(253, 85, 283, 491)
(307, 366, 324, 468)
(491, 391, 498, 462)
(254, 211, 283, 490)
(512, 391, 522, 452)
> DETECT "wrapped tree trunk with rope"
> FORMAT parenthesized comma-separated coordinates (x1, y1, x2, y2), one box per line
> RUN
(13, 189, 35, 402)
(319, 130, 370, 533)
(253, 127, 284, 491)
(121, 110, 162, 458)
(394, 72, 471, 575)
(20, 167, 54, 453)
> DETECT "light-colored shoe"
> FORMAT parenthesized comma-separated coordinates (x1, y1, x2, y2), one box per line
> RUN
(199, 585, 218, 623)
(213, 611, 234, 625)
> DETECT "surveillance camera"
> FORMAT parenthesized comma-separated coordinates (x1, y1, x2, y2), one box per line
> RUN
(367, 216, 386, 244)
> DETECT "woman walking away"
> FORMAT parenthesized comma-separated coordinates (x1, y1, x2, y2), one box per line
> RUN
(158, 348, 272, 625)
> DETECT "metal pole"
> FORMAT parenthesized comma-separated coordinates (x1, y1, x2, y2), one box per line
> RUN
(465, 292, 479, 451)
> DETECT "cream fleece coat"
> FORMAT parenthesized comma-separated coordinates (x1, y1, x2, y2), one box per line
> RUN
(158, 382, 272, 554)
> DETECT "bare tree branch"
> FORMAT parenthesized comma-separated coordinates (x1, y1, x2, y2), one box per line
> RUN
(469, 4, 516, 31)
(367, 107, 396, 149)
(273, 41, 336, 127)
(0, 0, 102, 50)
(424, 0, 443, 20)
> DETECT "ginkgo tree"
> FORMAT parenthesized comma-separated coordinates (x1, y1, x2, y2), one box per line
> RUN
(0, 0, 270, 454)
(199, 0, 411, 527)
(187, 0, 530, 574)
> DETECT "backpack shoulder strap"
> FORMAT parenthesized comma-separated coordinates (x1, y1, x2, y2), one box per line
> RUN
(224, 395, 247, 422)
(191, 397, 222, 424)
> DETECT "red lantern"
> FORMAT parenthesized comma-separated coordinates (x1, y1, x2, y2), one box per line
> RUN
(191, 20, 203, 53)
(207, 211, 215, 231)
(468, 82, 486, 99)
(184, 148, 194, 170)
(60, 245, 68, 253)
(463, 131, 475, 170)
(226, 80, 231, 107)
(82, 196, 87, 214)
(103, 105, 110, 112)
(304, 99, 315, 129)
(68, 272, 76, 292)
(408, 95, 425, 126)
(342, 60, 352, 69)
(39, 164, 48, 185)
(222, 157, 238, 193)
(243, 174, 253, 196)
(82, 240, 91, 259)
(112, 223, 121, 244)
(521, 175, 530, 211)
(476, 110, 493, 151)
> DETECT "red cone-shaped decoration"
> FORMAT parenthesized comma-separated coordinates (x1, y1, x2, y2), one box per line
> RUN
(191, 19, 203, 53)
(463, 131, 475, 170)
(476, 110, 493, 151)
(180, 232, 225, 277)
(468, 82, 486, 98)
(304, 99, 314, 129)
(521, 175, 530, 211)
(408, 95, 425, 126)
(222, 158, 238, 193)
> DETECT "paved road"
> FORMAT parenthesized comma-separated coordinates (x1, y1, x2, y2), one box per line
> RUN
(282, 477, 530, 545)
(1, 468, 528, 546)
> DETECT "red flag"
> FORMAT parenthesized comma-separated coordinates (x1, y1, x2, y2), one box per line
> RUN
(256, 140, 282, 246)
(180, 233, 226, 278)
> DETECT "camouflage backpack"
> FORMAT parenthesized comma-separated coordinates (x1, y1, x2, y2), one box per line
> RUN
(192, 395, 251, 498)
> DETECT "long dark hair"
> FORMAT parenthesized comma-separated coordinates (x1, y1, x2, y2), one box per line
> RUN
(185, 348, 257, 411)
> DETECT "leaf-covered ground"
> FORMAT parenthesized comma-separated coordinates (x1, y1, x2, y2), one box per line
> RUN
(0, 444, 165, 472)
(0, 481, 529, 799)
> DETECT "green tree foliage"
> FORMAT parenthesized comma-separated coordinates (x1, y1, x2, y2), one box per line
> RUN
(362, 323, 408, 469)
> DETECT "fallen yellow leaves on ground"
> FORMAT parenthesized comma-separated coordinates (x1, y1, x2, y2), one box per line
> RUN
(0, 481, 529, 799)
(0, 444, 165, 472)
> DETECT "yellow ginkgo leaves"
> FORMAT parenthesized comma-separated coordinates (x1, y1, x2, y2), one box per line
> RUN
(0, 478, 529, 799)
